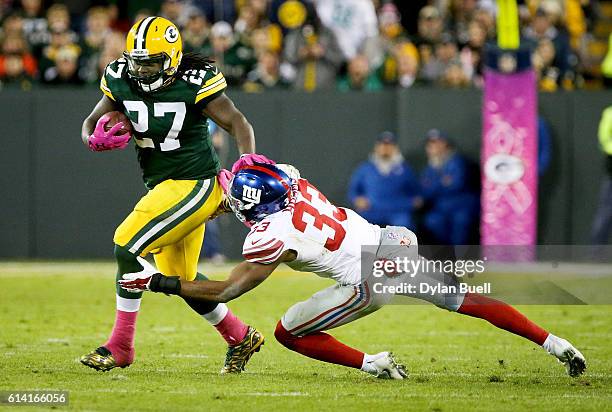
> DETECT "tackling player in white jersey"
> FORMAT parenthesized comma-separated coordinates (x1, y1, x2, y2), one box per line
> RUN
(119, 163, 586, 379)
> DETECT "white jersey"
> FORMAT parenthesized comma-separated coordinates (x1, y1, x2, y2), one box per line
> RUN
(314, 0, 378, 60)
(242, 178, 381, 286)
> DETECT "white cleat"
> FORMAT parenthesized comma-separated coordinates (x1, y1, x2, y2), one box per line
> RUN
(543, 335, 586, 377)
(365, 352, 408, 380)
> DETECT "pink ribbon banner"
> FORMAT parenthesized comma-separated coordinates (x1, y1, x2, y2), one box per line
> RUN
(481, 68, 538, 258)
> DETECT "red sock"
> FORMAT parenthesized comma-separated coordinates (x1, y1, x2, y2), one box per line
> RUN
(274, 321, 364, 369)
(214, 309, 249, 346)
(457, 293, 549, 345)
(103, 310, 137, 366)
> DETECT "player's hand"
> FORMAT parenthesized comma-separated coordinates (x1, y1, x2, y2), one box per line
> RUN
(88, 114, 131, 152)
(118, 272, 157, 293)
(208, 196, 232, 220)
(231, 153, 276, 173)
(217, 169, 234, 194)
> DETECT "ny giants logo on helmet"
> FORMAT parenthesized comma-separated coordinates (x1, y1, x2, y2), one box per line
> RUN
(242, 186, 262, 207)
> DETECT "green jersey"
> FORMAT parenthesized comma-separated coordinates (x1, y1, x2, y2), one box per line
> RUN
(100, 58, 227, 189)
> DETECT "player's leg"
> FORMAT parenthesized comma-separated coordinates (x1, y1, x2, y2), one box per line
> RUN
(81, 178, 218, 371)
(456, 293, 586, 376)
(274, 283, 406, 379)
(381, 226, 586, 376)
(153, 226, 263, 373)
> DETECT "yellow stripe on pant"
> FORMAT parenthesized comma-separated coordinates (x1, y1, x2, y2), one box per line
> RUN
(114, 177, 222, 281)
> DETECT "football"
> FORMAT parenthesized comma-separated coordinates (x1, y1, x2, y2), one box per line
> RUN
(104, 111, 132, 136)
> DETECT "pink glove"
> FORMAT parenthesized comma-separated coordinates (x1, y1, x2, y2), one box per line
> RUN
(230, 153, 276, 174)
(88, 114, 131, 152)
(217, 169, 234, 194)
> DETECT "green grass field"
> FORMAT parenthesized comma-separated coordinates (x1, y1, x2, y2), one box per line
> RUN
(1, 262, 611, 411)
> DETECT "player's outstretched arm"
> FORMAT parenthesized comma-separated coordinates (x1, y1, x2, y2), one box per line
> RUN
(180, 259, 282, 302)
(118, 250, 295, 302)
(81, 95, 119, 146)
(202, 94, 255, 155)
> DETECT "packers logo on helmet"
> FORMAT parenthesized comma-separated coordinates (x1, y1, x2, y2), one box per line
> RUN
(124, 16, 183, 92)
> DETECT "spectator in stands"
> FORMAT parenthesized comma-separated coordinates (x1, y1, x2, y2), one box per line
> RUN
(380, 41, 420, 88)
(449, 0, 479, 44)
(282, 4, 343, 91)
(2, 12, 26, 38)
(46, 3, 70, 33)
(590, 106, 612, 245)
(182, 9, 212, 54)
(79, 6, 113, 83)
(421, 32, 459, 84)
(419, 129, 479, 245)
(348, 131, 420, 230)
(532, 37, 561, 91)
(160, 0, 192, 29)
(38, 28, 80, 75)
(234, 3, 282, 55)
(459, 19, 487, 86)
(337, 53, 383, 92)
(209, 21, 256, 86)
(0, 34, 37, 89)
(414, 6, 445, 70)
(523, 7, 572, 83)
(42, 45, 84, 85)
(243, 49, 289, 92)
(314, 0, 380, 65)
(473, 7, 496, 39)
(20, 0, 48, 58)
(440, 61, 471, 88)
(95, 31, 124, 78)
(374, 2, 407, 66)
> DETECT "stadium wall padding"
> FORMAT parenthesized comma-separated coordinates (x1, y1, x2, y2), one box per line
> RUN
(0, 88, 610, 259)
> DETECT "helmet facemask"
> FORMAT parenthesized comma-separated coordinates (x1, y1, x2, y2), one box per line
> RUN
(123, 50, 179, 92)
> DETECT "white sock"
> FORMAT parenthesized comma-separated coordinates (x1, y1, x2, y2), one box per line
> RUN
(202, 303, 229, 325)
(361, 353, 381, 374)
(116, 295, 141, 312)
(542, 333, 563, 355)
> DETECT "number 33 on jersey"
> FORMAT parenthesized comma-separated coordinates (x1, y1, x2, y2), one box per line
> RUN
(100, 58, 227, 189)
(242, 179, 381, 285)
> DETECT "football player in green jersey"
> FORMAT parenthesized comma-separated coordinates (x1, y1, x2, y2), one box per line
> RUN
(79, 16, 272, 374)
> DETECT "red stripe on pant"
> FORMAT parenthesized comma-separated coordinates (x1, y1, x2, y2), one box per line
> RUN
(288, 287, 359, 335)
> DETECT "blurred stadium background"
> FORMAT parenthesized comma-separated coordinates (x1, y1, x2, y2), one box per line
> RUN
(0, 0, 611, 260)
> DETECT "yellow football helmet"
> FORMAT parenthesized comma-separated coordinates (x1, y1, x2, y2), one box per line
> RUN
(124, 16, 183, 92)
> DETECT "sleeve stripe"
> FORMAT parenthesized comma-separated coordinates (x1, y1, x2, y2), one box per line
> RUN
(197, 78, 227, 95)
(243, 238, 277, 253)
(100, 77, 115, 100)
(202, 72, 224, 88)
(195, 82, 227, 103)
(253, 246, 286, 264)
(243, 240, 284, 260)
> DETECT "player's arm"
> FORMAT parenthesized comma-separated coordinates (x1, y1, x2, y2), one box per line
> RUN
(118, 250, 297, 302)
(179, 255, 286, 302)
(80, 95, 120, 146)
(202, 94, 255, 155)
